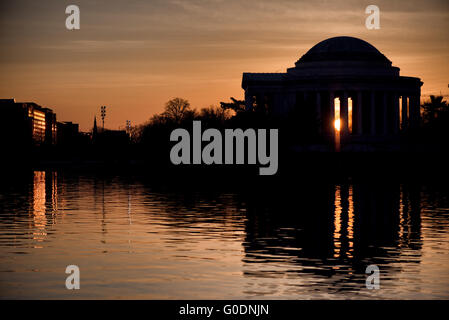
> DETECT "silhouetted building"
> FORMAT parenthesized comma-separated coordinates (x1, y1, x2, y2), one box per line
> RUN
(45, 108, 57, 145)
(96, 129, 129, 146)
(57, 121, 79, 145)
(0, 98, 57, 146)
(242, 37, 423, 144)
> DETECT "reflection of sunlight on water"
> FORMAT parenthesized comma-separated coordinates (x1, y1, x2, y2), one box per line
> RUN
(50, 172, 58, 218)
(347, 185, 354, 259)
(333, 184, 354, 259)
(31, 171, 59, 245)
(398, 185, 412, 248)
(32, 171, 47, 243)
(333, 185, 341, 258)
(399, 185, 406, 246)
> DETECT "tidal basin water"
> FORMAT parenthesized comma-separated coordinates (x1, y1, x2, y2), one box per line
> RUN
(0, 170, 448, 299)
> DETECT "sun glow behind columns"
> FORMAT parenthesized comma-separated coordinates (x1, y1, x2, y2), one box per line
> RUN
(334, 97, 352, 132)
(334, 97, 341, 152)
(334, 119, 341, 131)
(348, 98, 352, 134)
(334, 98, 341, 131)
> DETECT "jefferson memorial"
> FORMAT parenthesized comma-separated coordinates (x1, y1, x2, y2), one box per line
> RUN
(242, 36, 422, 143)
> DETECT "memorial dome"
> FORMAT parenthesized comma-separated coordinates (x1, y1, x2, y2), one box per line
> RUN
(286, 36, 397, 77)
(297, 36, 391, 65)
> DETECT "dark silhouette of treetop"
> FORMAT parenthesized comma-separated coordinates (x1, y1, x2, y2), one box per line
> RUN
(163, 97, 191, 123)
(422, 95, 448, 126)
(220, 97, 246, 114)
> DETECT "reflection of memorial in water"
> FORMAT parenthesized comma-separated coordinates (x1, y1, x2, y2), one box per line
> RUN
(242, 181, 422, 291)
(2, 171, 447, 298)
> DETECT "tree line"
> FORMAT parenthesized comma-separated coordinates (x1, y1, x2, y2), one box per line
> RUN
(126, 94, 449, 163)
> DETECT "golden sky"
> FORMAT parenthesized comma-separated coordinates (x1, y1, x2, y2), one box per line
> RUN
(1, 0, 448, 131)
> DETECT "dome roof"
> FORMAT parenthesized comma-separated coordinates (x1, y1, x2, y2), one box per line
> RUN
(297, 36, 391, 65)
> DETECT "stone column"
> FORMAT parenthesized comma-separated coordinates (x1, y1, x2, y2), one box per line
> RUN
(272, 92, 281, 115)
(382, 92, 388, 135)
(416, 87, 422, 126)
(340, 91, 349, 135)
(255, 94, 264, 112)
(393, 93, 400, 134)
(316, 91, 322, 134)
(401, 95, 408, 130)
(409, 94, 420, 129)
(357, 91, 363, 135)
(289, 92, 297, 113)
(409, 95, 415, 128)
(244, 90, 254, 111)
(370, 91, 376, 135)
(303, 91, 309, 104)
(415, 94, 421, 127)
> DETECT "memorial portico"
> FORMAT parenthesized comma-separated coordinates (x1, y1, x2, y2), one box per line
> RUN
(242, 37, 422, 143)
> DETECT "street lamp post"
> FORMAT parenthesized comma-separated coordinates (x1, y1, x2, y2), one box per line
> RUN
(100, 106, 106, 131)
(126, 120, 131, 137)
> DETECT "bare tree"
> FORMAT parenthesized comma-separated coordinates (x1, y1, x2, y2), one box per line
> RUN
(163, 97, 191, 123)
(199, 105, 231, 122)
